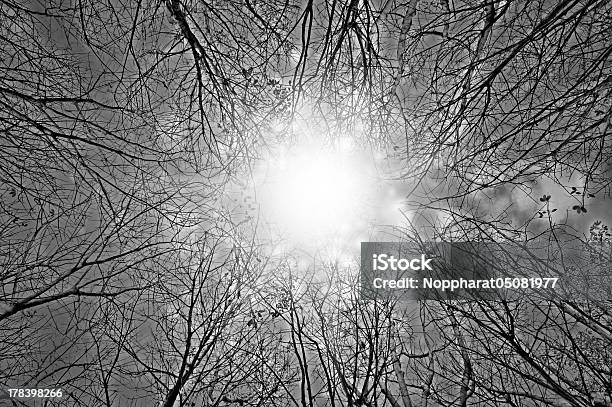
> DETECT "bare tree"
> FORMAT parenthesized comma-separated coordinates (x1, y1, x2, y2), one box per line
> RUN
(1, 0, 610, 406)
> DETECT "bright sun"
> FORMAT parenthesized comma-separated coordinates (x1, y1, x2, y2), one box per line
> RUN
(258, 141, 375, 243)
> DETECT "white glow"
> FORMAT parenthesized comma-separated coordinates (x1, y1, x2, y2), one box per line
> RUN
(259, 143, 374, 243)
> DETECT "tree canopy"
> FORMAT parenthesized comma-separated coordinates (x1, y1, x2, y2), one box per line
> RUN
(1, 0, 610, 406)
